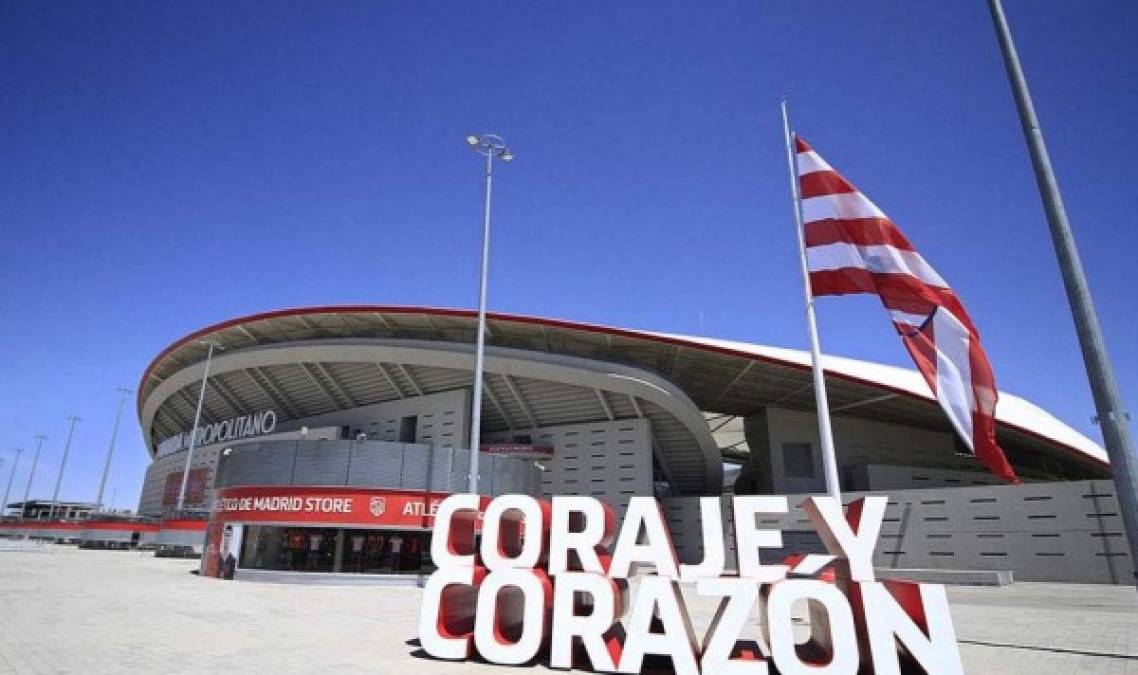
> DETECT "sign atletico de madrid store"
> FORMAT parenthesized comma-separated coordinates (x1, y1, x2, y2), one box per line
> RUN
(202, 486, 488, 580)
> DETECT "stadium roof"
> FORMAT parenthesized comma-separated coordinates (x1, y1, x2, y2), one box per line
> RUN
(139, 305, 1109, 478)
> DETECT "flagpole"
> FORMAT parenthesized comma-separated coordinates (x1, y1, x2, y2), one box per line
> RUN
(780, 98, 842, 504)
(988, 0, 1138, 584)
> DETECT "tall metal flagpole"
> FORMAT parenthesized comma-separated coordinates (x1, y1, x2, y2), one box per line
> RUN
(988, 0, 1138, 583)
(49, 416, 80, 520)
(2, 449, 21, 517)
(95, 387, 131, 512)
(469, 149, 493, 495)
(464, 134, 513, 495)
(23, 435, 47, 519)
(780, 99, 842, 504)
(177, 342, 219, 512)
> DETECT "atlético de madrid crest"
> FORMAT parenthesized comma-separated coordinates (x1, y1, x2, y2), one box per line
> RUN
(369, 496, 386, 517)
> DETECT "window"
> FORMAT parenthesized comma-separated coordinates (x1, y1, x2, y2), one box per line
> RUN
(399, 416, 418, 443)
(782, 442, 815, 479)
(238, 526, 432, 575)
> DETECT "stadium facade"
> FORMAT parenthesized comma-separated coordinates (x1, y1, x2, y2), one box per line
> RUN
(130, 305, 1131, 583)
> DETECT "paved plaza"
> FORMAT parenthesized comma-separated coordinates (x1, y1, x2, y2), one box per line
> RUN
(0, 544, 1136, 674)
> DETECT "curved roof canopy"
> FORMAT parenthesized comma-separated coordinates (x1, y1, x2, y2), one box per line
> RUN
(139, 305, 1109, 481)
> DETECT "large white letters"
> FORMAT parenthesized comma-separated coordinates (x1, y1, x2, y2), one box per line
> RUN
(419, 493, 965, 675)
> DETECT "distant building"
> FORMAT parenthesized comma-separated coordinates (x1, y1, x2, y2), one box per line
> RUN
(5, 500, 97, 520)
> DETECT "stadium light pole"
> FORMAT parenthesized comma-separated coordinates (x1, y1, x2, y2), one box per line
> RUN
(464, 133, 514, 495)
(989, 0, 1138, 585)
(22, 435, 47, 519)
(48, 416, 80, 520)
(177, 341, 221, 512)
(95, 387, 132, 513)
(1, 449, 18, 518)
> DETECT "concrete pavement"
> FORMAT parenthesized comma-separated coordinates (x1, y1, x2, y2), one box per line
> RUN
(0, 546, 1135, 674)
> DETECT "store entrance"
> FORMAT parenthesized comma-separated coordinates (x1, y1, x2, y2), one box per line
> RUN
(238, 525, 432, 575)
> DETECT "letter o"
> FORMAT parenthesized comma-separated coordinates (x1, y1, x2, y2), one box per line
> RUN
(480, 495, 548, 570)
(766, 580, 858, 675)
(473, 568, 551, 665)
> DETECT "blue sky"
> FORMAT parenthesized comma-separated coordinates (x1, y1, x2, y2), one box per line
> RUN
(2, 1, 1135, 509)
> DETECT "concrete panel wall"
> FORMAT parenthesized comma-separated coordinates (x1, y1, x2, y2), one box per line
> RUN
(853, 463, 1002, 490)
(486, 418, 654, 519)
(663, 480, 1134, 584)
(214, 440, 540, 496)
(742, 406, 994, 494)
(139, 390, 470, 516)
(290, 389, 470, 448)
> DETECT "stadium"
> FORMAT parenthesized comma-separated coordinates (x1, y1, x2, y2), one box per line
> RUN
(124, 304, 1128, 583)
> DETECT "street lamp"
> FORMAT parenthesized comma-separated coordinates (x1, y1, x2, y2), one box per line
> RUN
(0, 449, 18, 518)
(49, 416, 80, 520)
(465, 133, 513, 495)
(95, 387, 132, 512)
(177, 341, 222, 512)
(22, 435, 47, 519)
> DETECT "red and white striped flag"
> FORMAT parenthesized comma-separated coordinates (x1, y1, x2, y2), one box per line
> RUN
(795, 135, 1019, 483)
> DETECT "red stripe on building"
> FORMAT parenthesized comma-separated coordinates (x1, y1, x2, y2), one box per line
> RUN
(160, 519, 209, 531)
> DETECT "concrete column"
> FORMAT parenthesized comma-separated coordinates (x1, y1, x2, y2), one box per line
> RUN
(333, 529, 345, 573)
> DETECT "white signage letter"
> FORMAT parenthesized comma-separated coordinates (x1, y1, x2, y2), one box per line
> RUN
(617, 576, 699, 675)
(550, 572, 623, 671)
(480, 495, 547, 571)
(418, 565, 486, 660)
(802, 496, 887, 582)
(766, 580, 858, 675)
(609, 497, 678, 579)
(697, 577, 769, 674)
(473, 568, 552, 665)
(859, 582, 963, 675)
(732, 496, 789, 582)
(679, 497, 727, 582)
(431, 494, 480, 569)
(549, 496, 615, 575)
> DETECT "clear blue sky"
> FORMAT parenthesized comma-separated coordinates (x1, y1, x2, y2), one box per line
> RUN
(2, 1, 1135, 510)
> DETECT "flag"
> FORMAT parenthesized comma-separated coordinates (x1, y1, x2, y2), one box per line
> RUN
(794, 135, 1018, 483)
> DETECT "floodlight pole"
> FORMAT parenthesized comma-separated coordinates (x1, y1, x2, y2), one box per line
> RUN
(48, 416, 80, 520)
(95, 387, 132, 513)
(177, 342, 219, 512)
(465, 133, 513, 495)
(989, 0, 1138, 584)
(22, 435, 47, 519)
(1, 449, 20, 518)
